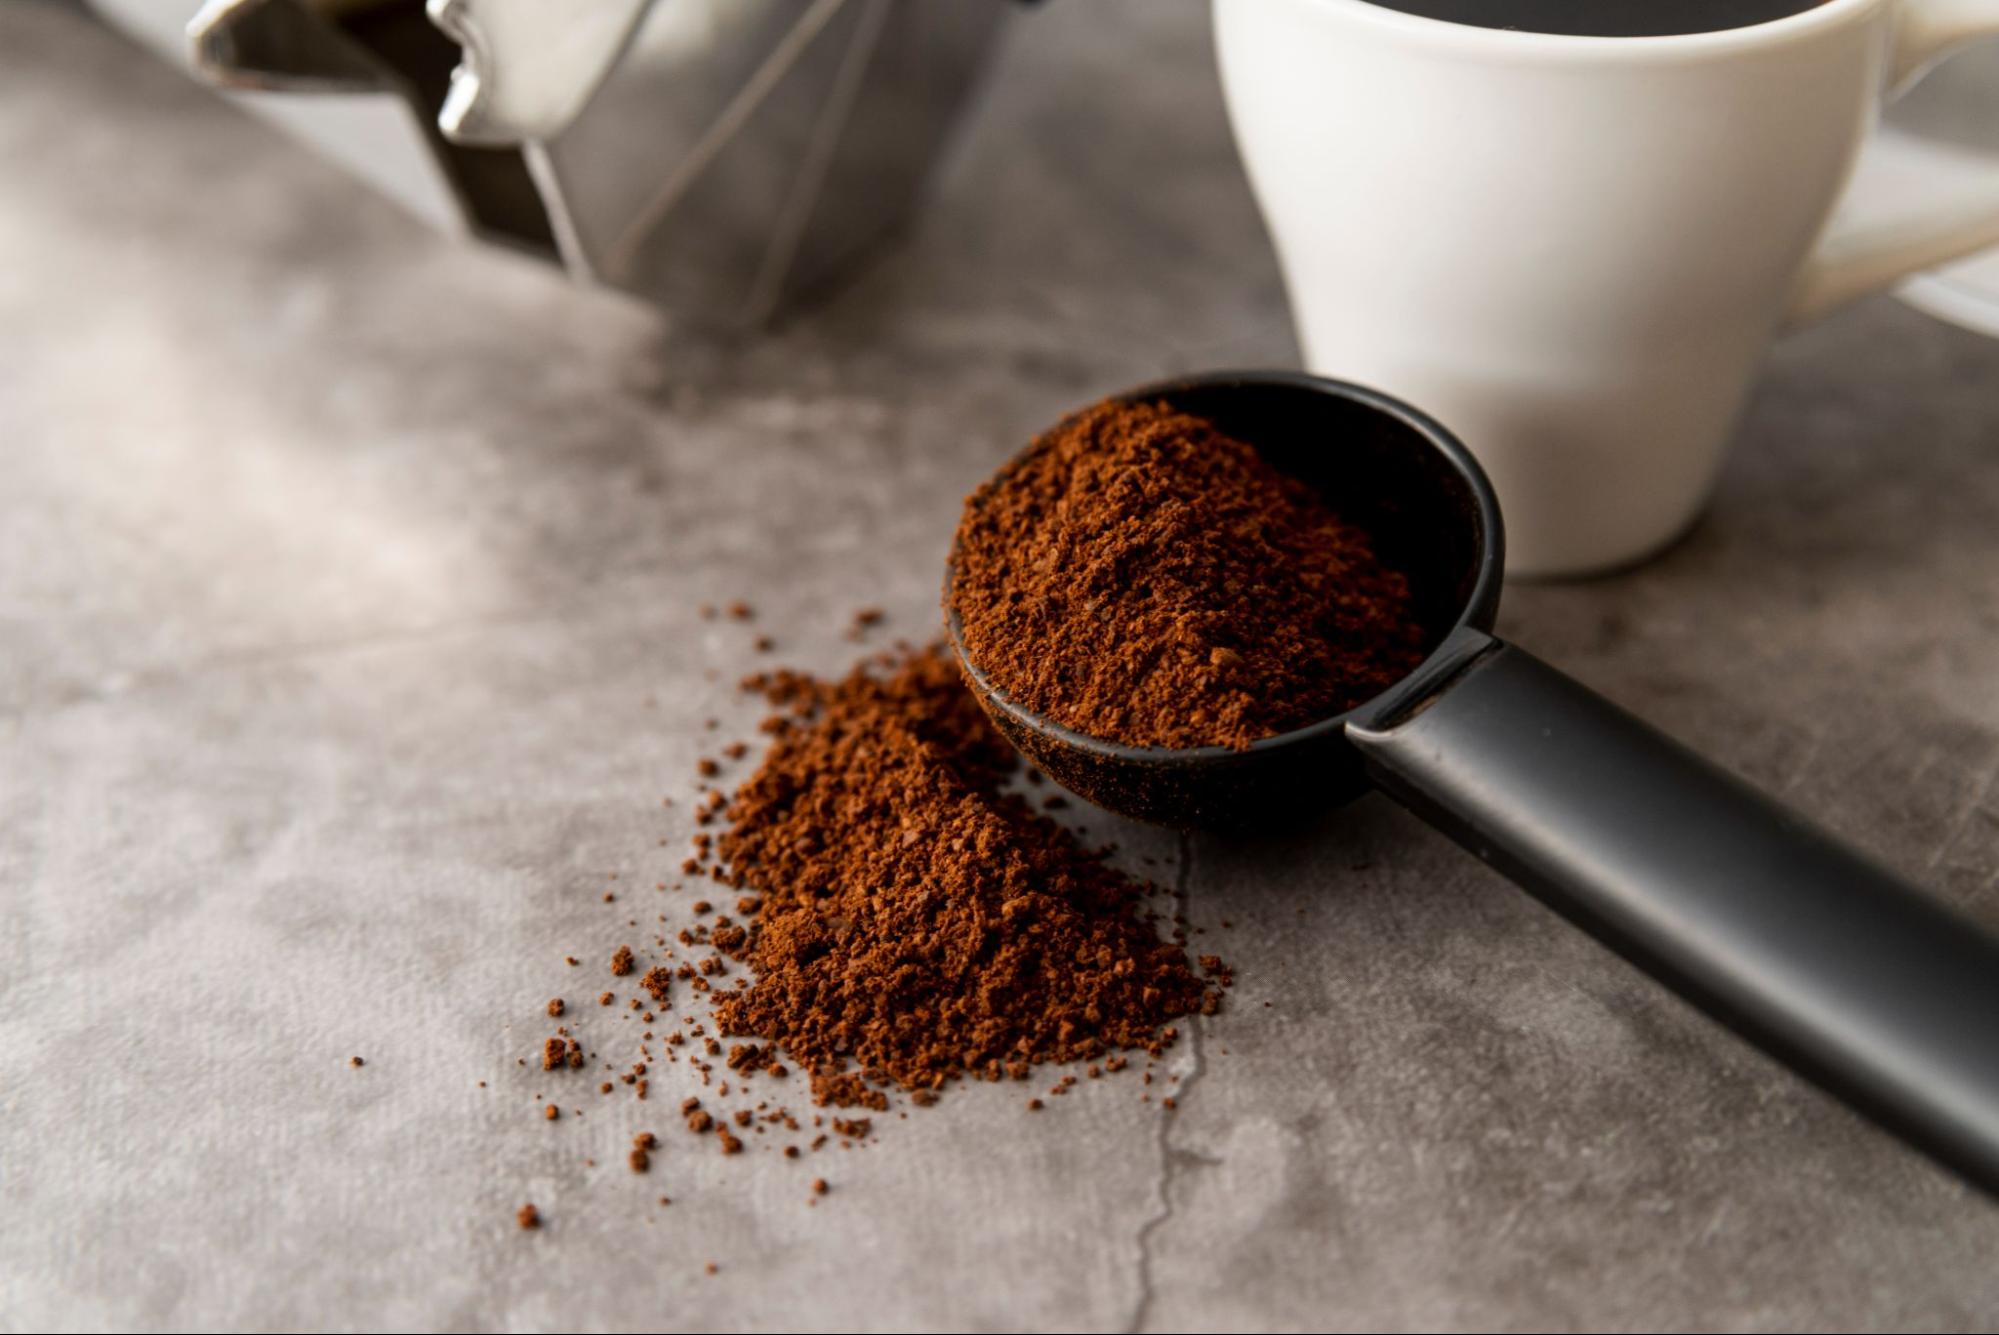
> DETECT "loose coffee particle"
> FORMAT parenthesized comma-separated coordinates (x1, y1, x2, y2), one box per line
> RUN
(516, 1204, 540, 1230)
(846, 607, 885, 641)
(948, 399, 1427, 750)
(610, 946, 635, 977)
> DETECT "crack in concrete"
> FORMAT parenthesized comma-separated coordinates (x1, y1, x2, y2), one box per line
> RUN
(1927, 749, 1999, 872)
(1125, 829, 1209, 1334)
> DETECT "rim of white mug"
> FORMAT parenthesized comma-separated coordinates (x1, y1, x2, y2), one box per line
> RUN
(1308, 0, 1882, 58)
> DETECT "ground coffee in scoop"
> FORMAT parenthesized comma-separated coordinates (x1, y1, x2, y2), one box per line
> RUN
(949, 399, 1427, 750)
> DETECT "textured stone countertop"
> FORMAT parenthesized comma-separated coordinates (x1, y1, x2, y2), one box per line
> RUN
(5, 2, 1999, 1330)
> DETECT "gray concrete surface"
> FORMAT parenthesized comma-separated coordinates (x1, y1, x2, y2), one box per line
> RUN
(5, 2, 1999, 1330)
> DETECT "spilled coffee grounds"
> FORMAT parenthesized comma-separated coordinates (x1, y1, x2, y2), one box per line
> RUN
(949, 399, 1427, 750)
(512, 631, 1221, 1234)
(704, 646, 1220, 1104)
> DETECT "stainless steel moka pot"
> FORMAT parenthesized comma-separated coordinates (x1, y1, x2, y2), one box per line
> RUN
(169, 0, 1010, 324)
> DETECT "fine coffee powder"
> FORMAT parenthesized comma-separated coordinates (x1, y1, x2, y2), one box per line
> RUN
(949, 399, 1427, 750)
(706, 646, 1220, 1104)
(512, 620, 1222, 1233)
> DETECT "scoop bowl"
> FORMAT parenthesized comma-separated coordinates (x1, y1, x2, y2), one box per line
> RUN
(945, 370, 1502, 828)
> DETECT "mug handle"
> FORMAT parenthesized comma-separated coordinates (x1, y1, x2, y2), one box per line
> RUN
(1787, 0, 1999, 324)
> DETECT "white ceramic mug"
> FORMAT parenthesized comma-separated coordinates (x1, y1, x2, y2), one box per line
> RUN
(1216, 0, 1999, 576)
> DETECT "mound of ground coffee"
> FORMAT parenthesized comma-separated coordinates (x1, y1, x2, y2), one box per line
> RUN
(949, 399, 1427, 750)
(511, 616, 1223, 1232)
(706, 646, 1219, 1104)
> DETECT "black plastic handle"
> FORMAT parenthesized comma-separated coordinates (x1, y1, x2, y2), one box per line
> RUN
(1348, 634, 1999, 1194)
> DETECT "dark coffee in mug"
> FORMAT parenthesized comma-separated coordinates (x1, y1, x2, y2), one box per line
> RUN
(1363, 0, 1829, 37)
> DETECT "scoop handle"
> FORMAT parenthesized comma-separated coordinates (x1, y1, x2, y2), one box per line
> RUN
(1348, 634, 1999, 1195)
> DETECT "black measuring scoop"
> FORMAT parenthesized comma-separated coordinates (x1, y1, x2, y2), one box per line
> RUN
(945, 370, 1999, 1195)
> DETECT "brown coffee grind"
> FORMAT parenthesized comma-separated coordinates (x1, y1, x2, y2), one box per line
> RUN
(511, 608, 1221, 1232)
(704, 646, 1220, 1104)
(949, 399, 1427, 750)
